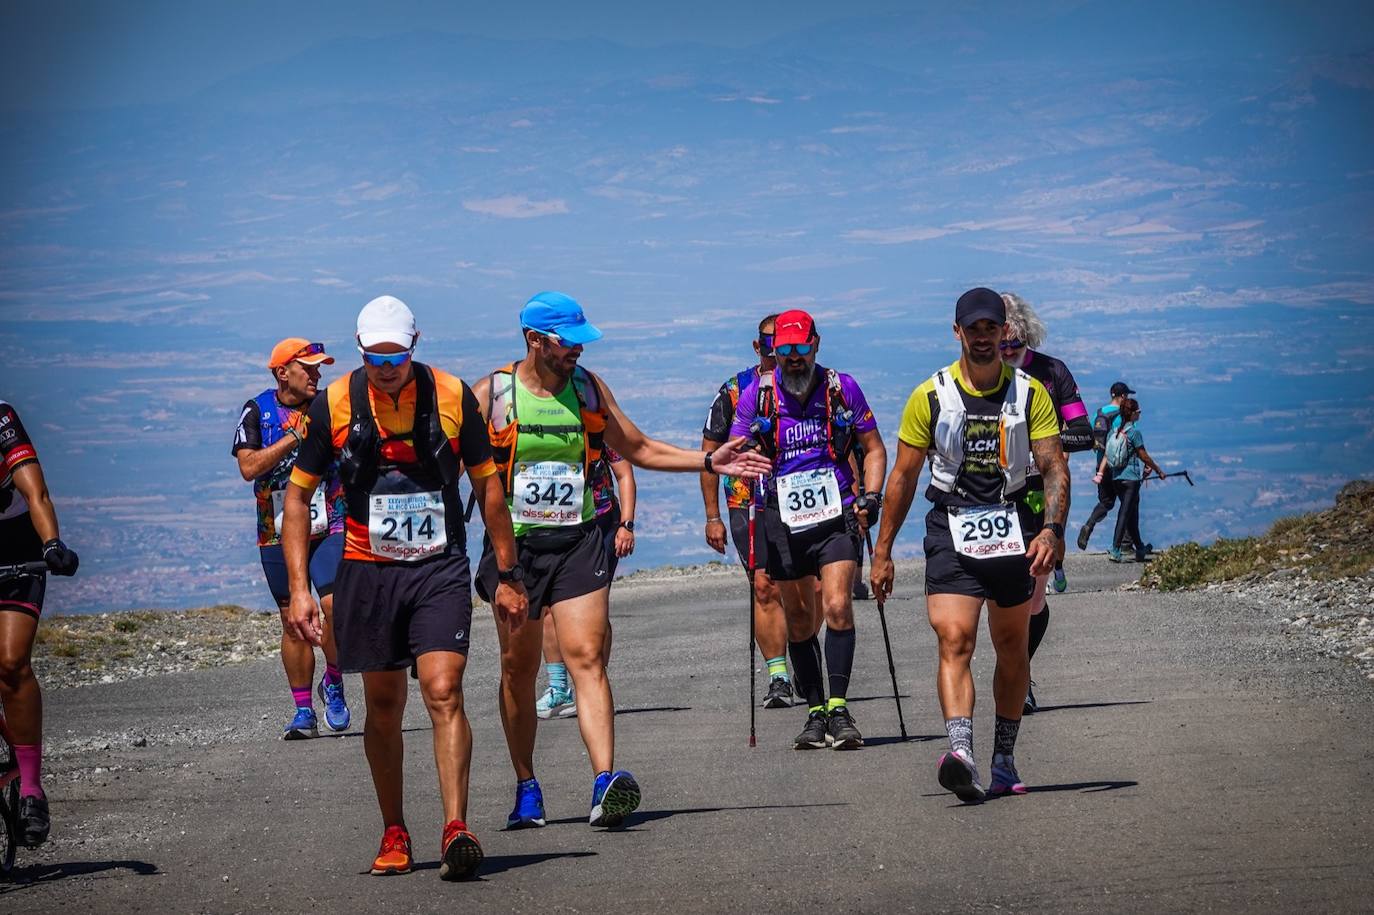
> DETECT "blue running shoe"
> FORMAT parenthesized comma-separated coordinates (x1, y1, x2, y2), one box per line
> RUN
(589, 770, 641, 827)
(283, 706, 319, 740)
(536, 686, 577, 719)
(317, 677, 351, 731)
(1052, 567, 1067, 593)
(507, 778, 547, 829)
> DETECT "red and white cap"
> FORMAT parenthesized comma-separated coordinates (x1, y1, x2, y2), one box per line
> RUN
(773, 309, 818, 346)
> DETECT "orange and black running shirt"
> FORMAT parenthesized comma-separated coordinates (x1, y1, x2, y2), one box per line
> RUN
(0, 400, 40, 523)
(290, 368, 496, 562)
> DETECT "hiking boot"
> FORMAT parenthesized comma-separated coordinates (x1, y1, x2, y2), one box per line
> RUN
(793, 709, 830, 750)
(989, 752, 1028, 797)
(506, 778, 547, 829)
(1052, 568, 1067, 593)
(370, 825, 412, 875)
(536, 686, 577, 719)
(937, 750, 986, 804)
(1023, 679, 1038, 715)
(283, 706, 319, 740)
(589, 770, 641, 827)
(439, 820, 483, 881)
(1076, 523, 1093, 551)
(827, 705, 864, 750)
(317, 677, 351, 731)
(18, 794, 50, 847)
(762, 677, 794, 709)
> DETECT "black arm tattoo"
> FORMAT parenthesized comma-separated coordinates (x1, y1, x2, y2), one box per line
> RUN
(1030, 434, 1069, 527)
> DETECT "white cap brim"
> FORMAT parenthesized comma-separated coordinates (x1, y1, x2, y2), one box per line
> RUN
(357, 331, 415, 349)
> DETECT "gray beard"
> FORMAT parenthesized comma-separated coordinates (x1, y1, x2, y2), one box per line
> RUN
(780, 363, 816, 400)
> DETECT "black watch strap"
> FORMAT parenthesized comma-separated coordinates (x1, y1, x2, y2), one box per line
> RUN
(1044, 522, 1064, 540)
(497, 564, 524, 584)
(619, 520, 635, 532)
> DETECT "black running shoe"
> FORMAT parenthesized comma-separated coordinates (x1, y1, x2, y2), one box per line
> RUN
(1076, 522, 1093, 551)
(19, 793, 50, 847)
(1023, 679, 1038, 715)
(793, 710, 829, 750)
(827, 705, 864, 750)
(852, 580, 871, 601)
(762, 677, 794, 709)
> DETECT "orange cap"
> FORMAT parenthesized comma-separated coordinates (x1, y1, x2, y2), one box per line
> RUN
(268, 338, 335, 370)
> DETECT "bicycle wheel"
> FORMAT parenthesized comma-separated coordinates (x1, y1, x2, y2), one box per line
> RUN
(0, 744, 17, 875)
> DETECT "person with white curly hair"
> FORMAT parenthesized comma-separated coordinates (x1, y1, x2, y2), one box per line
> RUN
(998, 292, 1095, 713)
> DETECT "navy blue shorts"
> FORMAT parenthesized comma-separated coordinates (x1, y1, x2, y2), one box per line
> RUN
(259, 532, 344, 606)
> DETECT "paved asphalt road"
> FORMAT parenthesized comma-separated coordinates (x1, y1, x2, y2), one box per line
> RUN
(6, 555, 1372, 913)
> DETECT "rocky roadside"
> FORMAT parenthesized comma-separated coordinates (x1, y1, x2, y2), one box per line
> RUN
(1196, 571, 1374, 682)
(34, 604, 282, 690)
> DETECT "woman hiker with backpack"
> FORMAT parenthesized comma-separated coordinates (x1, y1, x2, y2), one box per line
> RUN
(1093, 398, 1165, 562)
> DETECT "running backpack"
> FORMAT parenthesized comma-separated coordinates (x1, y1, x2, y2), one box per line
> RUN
(1105, 422, 1135, 471)
(754, 368, 854, 462)
(1091, 406, 1118, 452)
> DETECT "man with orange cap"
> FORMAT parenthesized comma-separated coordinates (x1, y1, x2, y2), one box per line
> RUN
(231, 338, 350, 740)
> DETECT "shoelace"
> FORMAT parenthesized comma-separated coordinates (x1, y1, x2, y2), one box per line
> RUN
(380, 827, 409, 855)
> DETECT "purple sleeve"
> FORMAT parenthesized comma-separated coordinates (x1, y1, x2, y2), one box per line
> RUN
(729, 377, 759, 439)
(840, 375, 877, 432)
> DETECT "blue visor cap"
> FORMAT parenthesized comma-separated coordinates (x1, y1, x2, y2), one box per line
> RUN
(520, 291, 603, 345)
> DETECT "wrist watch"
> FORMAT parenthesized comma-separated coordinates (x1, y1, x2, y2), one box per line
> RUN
(703, 450, 715, 474)
(1043, 522, 1065, 540)
(497, 564, 525, 584)
(619, 520, 635, 532)
(287, 426, 304, 445)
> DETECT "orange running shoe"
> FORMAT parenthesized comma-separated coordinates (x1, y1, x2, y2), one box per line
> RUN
(439, 819, 484, 881)
(370, 824, 413, 875)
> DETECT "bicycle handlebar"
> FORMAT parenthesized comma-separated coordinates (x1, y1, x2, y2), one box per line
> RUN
(0, 561, 49, 581)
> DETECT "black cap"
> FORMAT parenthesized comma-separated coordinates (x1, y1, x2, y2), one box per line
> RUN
(1110, 381, 1135, 397)
(955, 287, 1006, 327)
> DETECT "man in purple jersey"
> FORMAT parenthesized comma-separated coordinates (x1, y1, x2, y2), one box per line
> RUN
(731, 309, 886, 750)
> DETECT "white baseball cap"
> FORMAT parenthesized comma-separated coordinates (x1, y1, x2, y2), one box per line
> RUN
(356, 295, 417, 349)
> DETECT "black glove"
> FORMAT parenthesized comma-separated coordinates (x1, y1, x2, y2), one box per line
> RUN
(854, 492, 882, 530)
(42, 538, 79, 576)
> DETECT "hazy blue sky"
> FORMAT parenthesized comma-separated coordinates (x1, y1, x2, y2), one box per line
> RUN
(2, 2, 1371, 611)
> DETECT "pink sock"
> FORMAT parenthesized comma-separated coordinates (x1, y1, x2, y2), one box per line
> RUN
(324, 664, 342, 685)
(15, 744, 44, 799)
(291, 686, 313, 709)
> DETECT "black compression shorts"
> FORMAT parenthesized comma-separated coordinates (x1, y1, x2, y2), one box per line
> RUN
(332, 551, 474, 672)
(476, 520, 608, 619)
(761, 503, 859, 581)
(923, 502, 1042, 607)
(0, 515, 45, 618)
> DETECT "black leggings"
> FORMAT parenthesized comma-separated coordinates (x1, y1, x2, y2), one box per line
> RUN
(1112, 480, 1143, 555)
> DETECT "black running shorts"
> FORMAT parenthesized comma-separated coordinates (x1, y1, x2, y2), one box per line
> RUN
(760, 503, 859, 581)
(332, 551, 474, 672)
(595, 504, 622, 584)
(923, 502, 1042, 607)
(728, 506, 769, 572)
(476, 520, 608, 619)
(0, 515, 45, 618)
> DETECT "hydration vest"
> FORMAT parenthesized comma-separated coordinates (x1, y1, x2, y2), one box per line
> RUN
(486, 362, 607, 496)
(337, 363, 459, 504)
(252, 389, 295, 482)
(928, 366, 1032, 503)
(753, 367, 855, 462)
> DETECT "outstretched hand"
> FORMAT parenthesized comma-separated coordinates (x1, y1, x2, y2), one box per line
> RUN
(710, 436, 772, 480)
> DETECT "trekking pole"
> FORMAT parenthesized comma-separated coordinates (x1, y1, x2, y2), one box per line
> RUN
(747, 479, 758, 748)
(864, 528, 908, 740)
(1158, 470, 1195, 487)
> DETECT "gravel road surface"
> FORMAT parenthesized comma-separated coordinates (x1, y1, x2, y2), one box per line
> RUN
(6, 555, 1372, 913)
